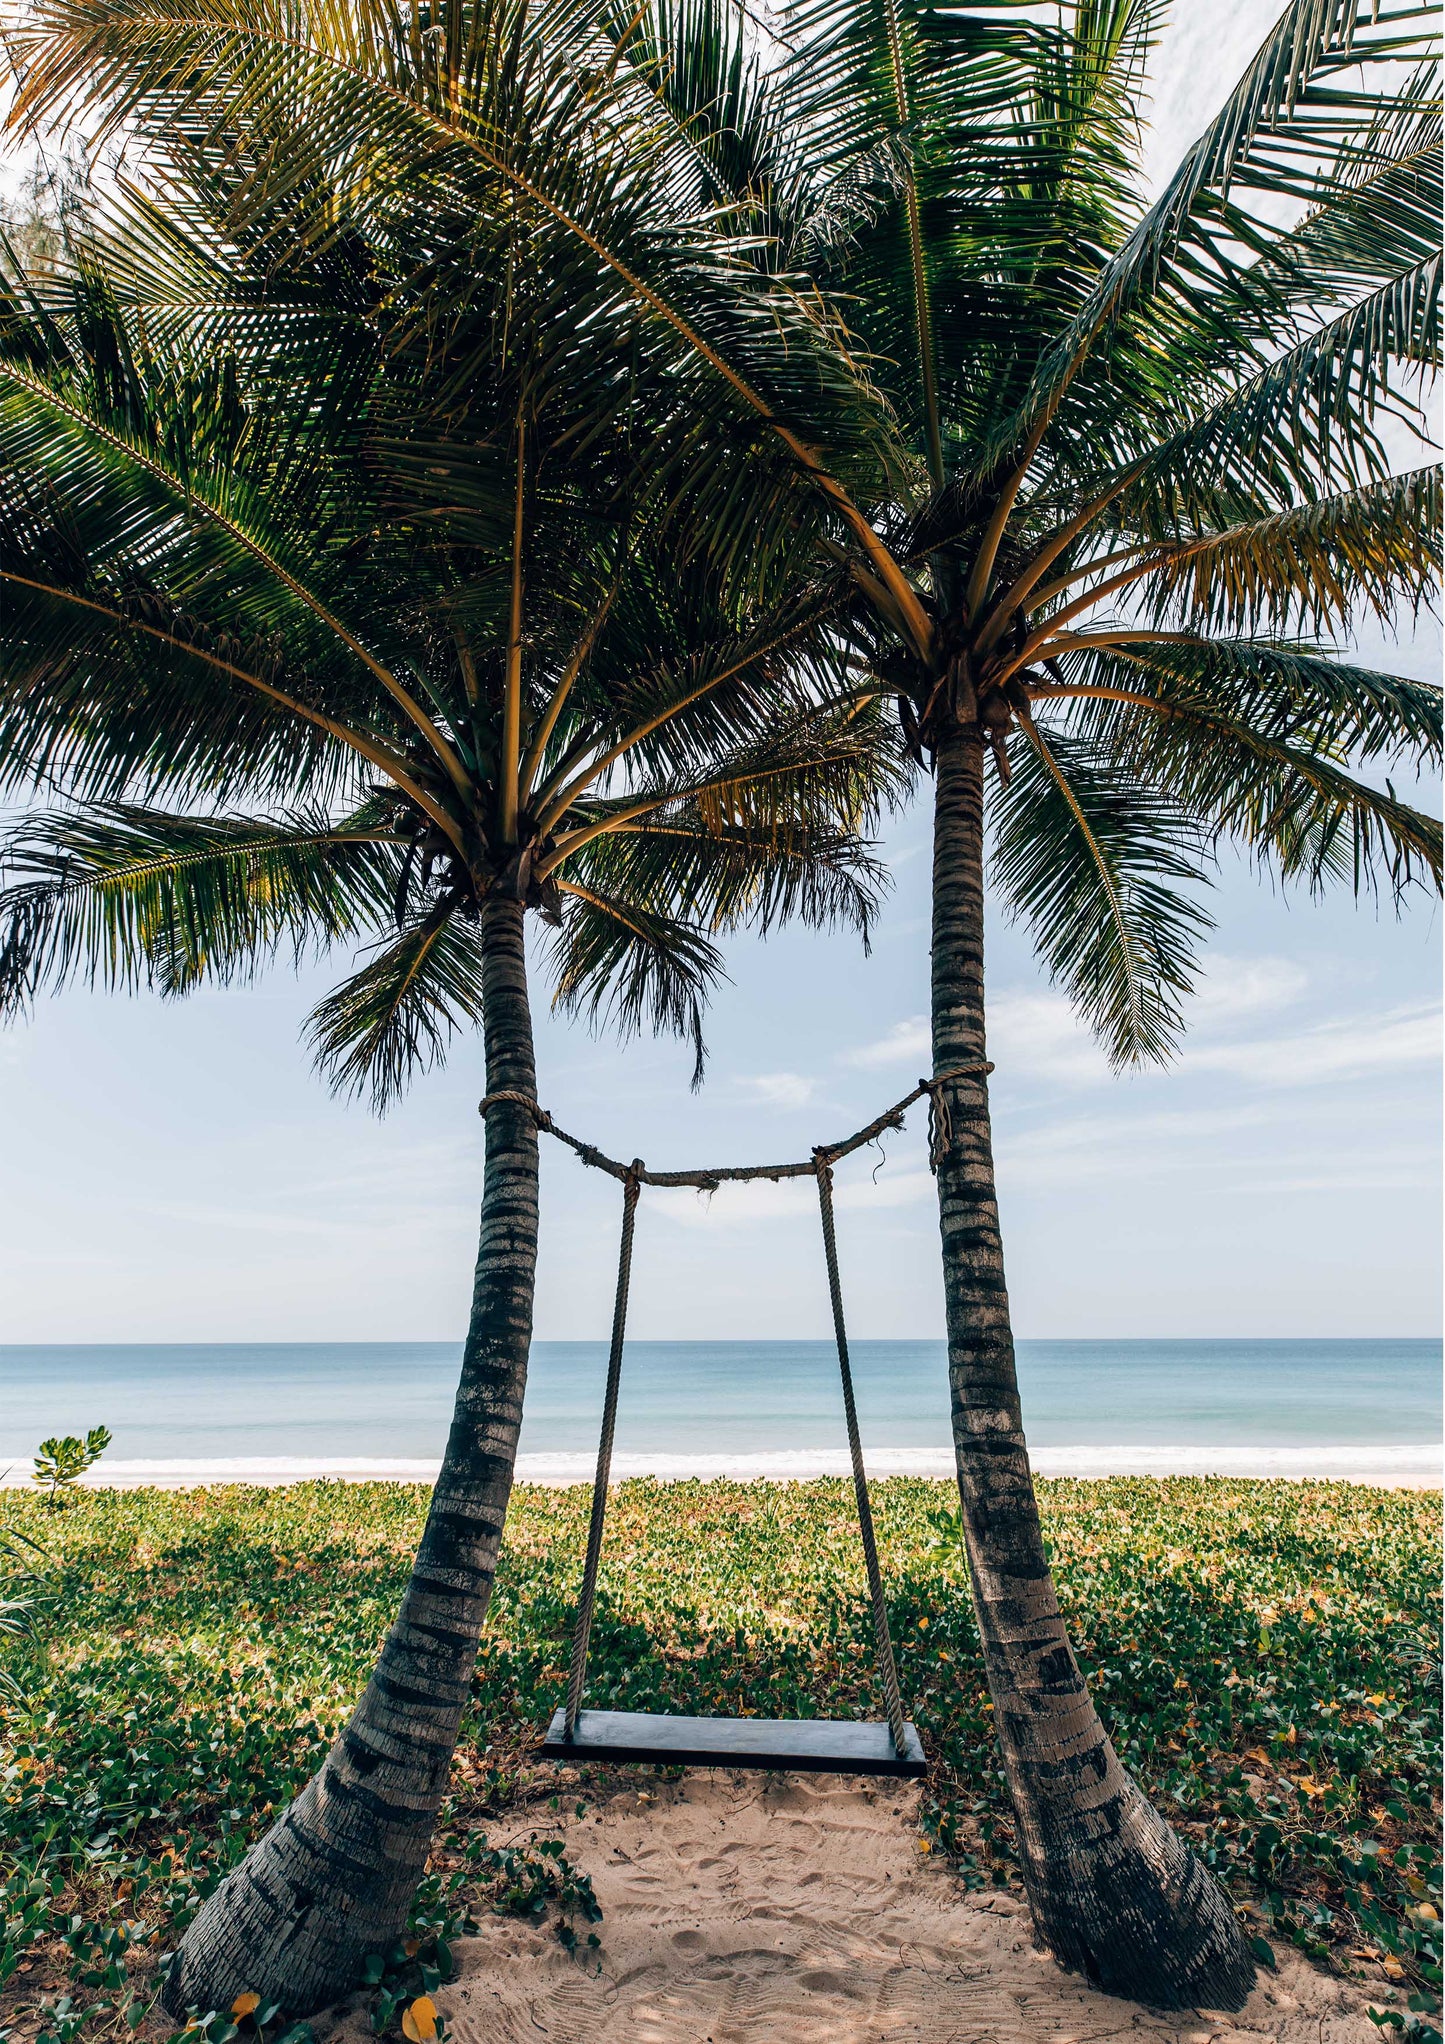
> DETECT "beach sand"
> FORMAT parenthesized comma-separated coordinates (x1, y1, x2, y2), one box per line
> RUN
(320, 1773, 1389, 2044)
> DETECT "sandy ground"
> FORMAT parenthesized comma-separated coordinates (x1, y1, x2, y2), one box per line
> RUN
(322, 1773, 1387, 2044)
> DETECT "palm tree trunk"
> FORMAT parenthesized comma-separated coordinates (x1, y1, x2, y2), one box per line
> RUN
(929, 727, 1254, 2011)
(165, 892, 540, 2019)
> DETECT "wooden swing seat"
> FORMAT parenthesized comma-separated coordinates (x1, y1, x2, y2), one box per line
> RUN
(541, 1706, 927, 1776)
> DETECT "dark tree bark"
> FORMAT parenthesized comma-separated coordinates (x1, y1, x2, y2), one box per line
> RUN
(929, 726, 1255, 2011)
(166, 893, 540, 2018)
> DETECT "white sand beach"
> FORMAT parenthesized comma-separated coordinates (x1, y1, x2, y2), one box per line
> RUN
(319, 1772, 1394, 2044)
(19, 1442, 1439, 1487)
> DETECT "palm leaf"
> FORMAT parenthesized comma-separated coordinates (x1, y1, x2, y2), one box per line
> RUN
(306, 913, 490, 1111)
(996, 0, 1440, 462)
(993, 716, 1213, 1066)
(549, 877, 725, 1086)
(1062, 640, 1443, 899)
(0, 802, 403, 1013)
(1134, 467, 1441, 635)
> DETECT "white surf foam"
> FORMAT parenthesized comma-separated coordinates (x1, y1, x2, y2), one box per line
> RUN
(8, 1442, 1436, 1488)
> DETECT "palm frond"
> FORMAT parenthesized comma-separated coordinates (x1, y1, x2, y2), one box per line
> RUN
(1061, 640, 1443, 899)
(305, 913, 490, 1112)
(550, 878, 725, 1086)
(1135, 467, 1441, 635)
(996, 0, 1440, 462)
(993, 718, 1214, 1066)
(1110, 264, 1441, 530)
(6, 0, 913, 561)
(563, 802, 889, 943)
(0, 802, 402, 1014)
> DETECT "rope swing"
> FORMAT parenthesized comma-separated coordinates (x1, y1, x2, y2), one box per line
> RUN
(480, 1062, 992, 1777)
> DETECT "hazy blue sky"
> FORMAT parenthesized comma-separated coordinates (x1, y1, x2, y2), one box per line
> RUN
(1, 2, 1439, 1344)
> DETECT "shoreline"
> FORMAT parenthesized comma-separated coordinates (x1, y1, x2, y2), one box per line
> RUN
(3, 1442, 1437, 1488)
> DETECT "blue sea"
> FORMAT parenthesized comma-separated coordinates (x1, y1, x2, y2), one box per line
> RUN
(0, 1339, 1439, 1485)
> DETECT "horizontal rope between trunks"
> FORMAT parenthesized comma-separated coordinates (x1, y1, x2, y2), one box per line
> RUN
(478, 1062, 993, 1186)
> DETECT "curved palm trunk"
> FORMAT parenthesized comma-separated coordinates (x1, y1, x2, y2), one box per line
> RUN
(930, 729, 1254, 2011)
(166, 893, 540, 2019)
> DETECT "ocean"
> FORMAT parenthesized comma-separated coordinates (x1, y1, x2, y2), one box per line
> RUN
(0, 1338, 1439, 1485)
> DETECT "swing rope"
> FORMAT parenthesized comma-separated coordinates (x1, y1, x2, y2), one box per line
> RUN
(563, 1164, 642, 1740)
(480, 1061, 993, 1755)
(813, 1154, 908, 1753)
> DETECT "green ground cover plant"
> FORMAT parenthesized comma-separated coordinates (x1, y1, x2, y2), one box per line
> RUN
(0, 1478, 1437, 2044)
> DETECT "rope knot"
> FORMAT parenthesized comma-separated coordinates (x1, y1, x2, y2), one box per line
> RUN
(478, 1089, 551, 1131)
(921, 1062, 995, 1172)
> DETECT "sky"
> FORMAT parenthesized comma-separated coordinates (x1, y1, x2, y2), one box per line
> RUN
(0, 2, 1440, 1346)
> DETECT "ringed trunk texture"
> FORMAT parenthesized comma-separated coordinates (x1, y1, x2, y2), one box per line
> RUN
(166, 893, 540, 2018)
(930, 728, 1254, 2012)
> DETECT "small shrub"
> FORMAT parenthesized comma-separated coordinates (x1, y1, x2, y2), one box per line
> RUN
(32, 1430, 112, 1510)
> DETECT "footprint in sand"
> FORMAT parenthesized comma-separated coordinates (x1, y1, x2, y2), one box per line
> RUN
(318, 1776, 1393, 2044)
(798, 1969, 866, 1998)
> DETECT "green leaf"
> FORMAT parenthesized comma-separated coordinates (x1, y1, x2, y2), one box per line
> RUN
(0, 803, 405, 1015)
(306, 916, 490, 1113)
(993, 717, 1214, 1067)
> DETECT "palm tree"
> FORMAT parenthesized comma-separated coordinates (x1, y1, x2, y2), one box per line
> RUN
(7, 0, 1441, 2012)
(611, 0, 1442, 2007)
(0, 153, 900, 2011)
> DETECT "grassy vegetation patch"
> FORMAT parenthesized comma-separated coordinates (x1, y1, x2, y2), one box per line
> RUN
(0, 1478, 1438, 2042)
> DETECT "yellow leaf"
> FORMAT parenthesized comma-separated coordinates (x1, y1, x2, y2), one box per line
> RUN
(402, 1997, 438, 2043)
(231, 1994, 261, 2020)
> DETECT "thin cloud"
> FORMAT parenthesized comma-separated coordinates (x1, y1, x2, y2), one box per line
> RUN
(838, 1166, 934, 1213)
(841, 992, 1111, 1085)
(997, 1080, 1440, 1192)
(135, 1196, 476, 1243)
(835, 969, 1431, 1103)
(1187, 1002, 1440, 1087)
(986, 962, 1313, 1086)
(736, 1072, 817, 1110)
(998, 1101, 1278, 1189)
(987, 991, 1112, 1086)
(840, 1016, 931, 1068)
(1226, 1164, 1438, 1195)
(1189, 954, 1309, 1026)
